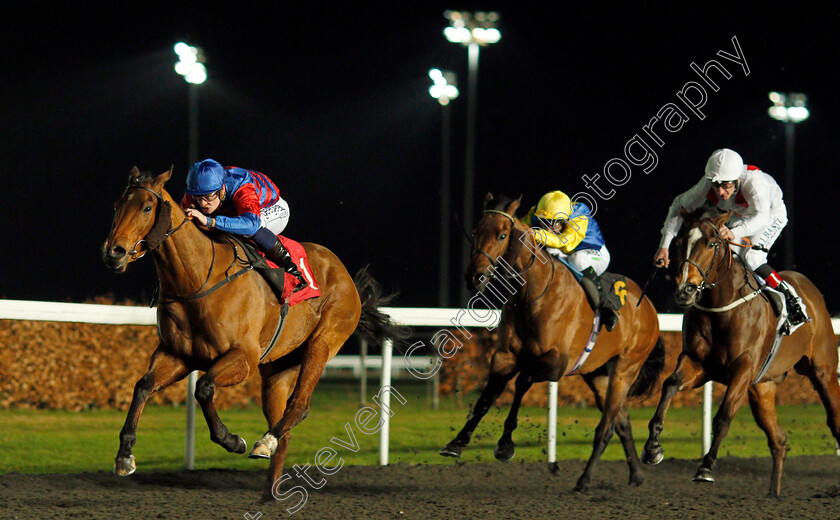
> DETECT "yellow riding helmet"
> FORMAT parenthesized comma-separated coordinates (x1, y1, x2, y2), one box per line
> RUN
(534, 191, 572, 220)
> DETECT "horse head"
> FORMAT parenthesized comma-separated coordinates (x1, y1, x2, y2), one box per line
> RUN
(102, 166, 173, 273)
(673, 206, 732, 306)
(465, 192, 523, 293)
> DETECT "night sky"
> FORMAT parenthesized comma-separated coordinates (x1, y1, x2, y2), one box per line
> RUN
(2, 3, 839, 315)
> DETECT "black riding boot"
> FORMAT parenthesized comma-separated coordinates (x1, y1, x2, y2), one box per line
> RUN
(266, 240, 308, 293)
(777, 280, 808, 328)
(581, 267, 618, 332)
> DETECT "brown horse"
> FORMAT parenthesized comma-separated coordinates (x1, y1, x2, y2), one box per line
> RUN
(102, 166, 401, 500)
(440, 193, 665, 492)
(641, 208, 840, 496)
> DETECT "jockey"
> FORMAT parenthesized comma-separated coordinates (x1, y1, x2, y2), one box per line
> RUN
(522, 190, 618, 330)
(181, 158, 307, 293)
(653, 148, 808, 333)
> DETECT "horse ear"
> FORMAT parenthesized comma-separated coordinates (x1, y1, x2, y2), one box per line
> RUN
(505, 195, 522, 216)
(483, 192, 494, 210)
(154, 166, 173, 186)
(712, 211, 733, 228)
(128, 166, 142, 186)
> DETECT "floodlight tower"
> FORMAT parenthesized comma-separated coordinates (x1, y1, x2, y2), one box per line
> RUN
(429, 69, 459, 307)
(443, 10, 500, 305)
(768, 92, 809, 270)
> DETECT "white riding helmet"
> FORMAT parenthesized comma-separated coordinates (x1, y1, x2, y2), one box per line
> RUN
(704, 148, 745, 183)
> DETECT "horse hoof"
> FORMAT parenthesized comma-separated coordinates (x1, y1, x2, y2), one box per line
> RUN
(493, 442, 515, 462)
(249, 442, 272, 459)
(692, 468, 715, 483)
(439, 441, 463, 458)
(642, 447, 664, 465)
(249, 434, 277, 459)
(574, 479, 590, 494)
(114, 455, 136, 477)
(629, 474, 644, 487)
(235, 436, 247, 454)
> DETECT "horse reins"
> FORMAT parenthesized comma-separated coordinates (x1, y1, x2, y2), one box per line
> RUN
(123, 185, 189, 258)
(472, 209, 555, 303)
(681, 220, 766, 312)
(677, 220, 733, 295)
(124, 184, 253, 303)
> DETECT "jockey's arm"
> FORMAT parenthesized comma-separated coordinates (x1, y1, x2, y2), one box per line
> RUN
(212, 186, 263, 235)
(557, 215, 588, 254)
(658, 178, 709, 250)
(728, 181, 772, 238)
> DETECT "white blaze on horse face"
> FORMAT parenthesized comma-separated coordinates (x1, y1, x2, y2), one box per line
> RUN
(680, 227, 703, 287)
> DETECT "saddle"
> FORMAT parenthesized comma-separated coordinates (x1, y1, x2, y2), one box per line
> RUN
(554, 257, 626, 331)
(223, 234, 320, 306)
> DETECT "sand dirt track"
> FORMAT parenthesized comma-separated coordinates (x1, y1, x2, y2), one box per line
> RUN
(2, 456, 840, 519)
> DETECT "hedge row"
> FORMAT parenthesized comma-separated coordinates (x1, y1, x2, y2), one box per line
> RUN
(437, 329, 832, 409)
(0, 298, 831, 410)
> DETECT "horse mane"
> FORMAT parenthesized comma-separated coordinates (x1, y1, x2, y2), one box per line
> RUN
(679, 202, 728, 238)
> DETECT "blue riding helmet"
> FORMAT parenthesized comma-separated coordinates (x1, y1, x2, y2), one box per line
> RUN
(185, 159, 226, 195)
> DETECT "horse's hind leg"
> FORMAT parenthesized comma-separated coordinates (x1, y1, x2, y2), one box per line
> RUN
(115, 346, 189, 476)
(575, 357, 643, 493)
(694, 353, 752, 484)
(748, 382, 787, 497)
(440, 350, 518, 458)
(194, 348, 256, 454)
(796, 354, 840, 460)
(643, 353, 705, 465)
(583, 372, 643, 486)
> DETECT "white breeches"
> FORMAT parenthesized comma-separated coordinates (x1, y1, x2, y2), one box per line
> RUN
(732, 212, 787, 270)
(260, 196, 290, 235)
(545, 245, 611, 276)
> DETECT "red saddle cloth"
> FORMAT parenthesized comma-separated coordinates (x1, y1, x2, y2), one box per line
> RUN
(264, 236, 321, 306)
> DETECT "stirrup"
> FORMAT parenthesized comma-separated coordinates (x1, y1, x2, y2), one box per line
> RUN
(291, 278, 308, 294)
(603, 309, 619, 332)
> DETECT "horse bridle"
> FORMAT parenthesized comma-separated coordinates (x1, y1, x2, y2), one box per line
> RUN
(676, 219, 732, 296)
(471, 209, 554, 303)
(122, 183, 253, 304)
(122, 185, 188, 259)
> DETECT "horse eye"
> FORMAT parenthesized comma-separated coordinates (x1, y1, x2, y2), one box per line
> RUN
(143, 205, 153, 213)
(498, 233, 507, 240)
(708, 242, 717, 249)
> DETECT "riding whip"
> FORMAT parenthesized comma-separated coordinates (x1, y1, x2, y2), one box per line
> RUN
(637, 260, 664, 307)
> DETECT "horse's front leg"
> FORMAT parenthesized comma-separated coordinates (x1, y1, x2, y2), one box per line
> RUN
(115, 346, 189, 476)
(642, 353, 705, 465)
(440, 349, 518, 458)
(494, 372, 533, 461)
(495, 348, 564, 461)
(693, 353, 752, 484)
(255, 364, 298, 502)
(195, 347, 257, 454)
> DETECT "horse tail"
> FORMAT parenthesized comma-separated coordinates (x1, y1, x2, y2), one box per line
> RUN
(628, 336, 666, 399)
(353, 266, 409, 348)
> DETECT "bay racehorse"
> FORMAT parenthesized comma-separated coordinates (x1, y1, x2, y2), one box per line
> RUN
(102, 166, 401, 500)
(440, 193, 666, 492)
(641, 208, 840, 496)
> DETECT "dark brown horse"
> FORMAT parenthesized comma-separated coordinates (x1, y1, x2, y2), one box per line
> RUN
(440, 194, 665, 492)
(642, 208, 840, 496)
(102, 166, 401, 500)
